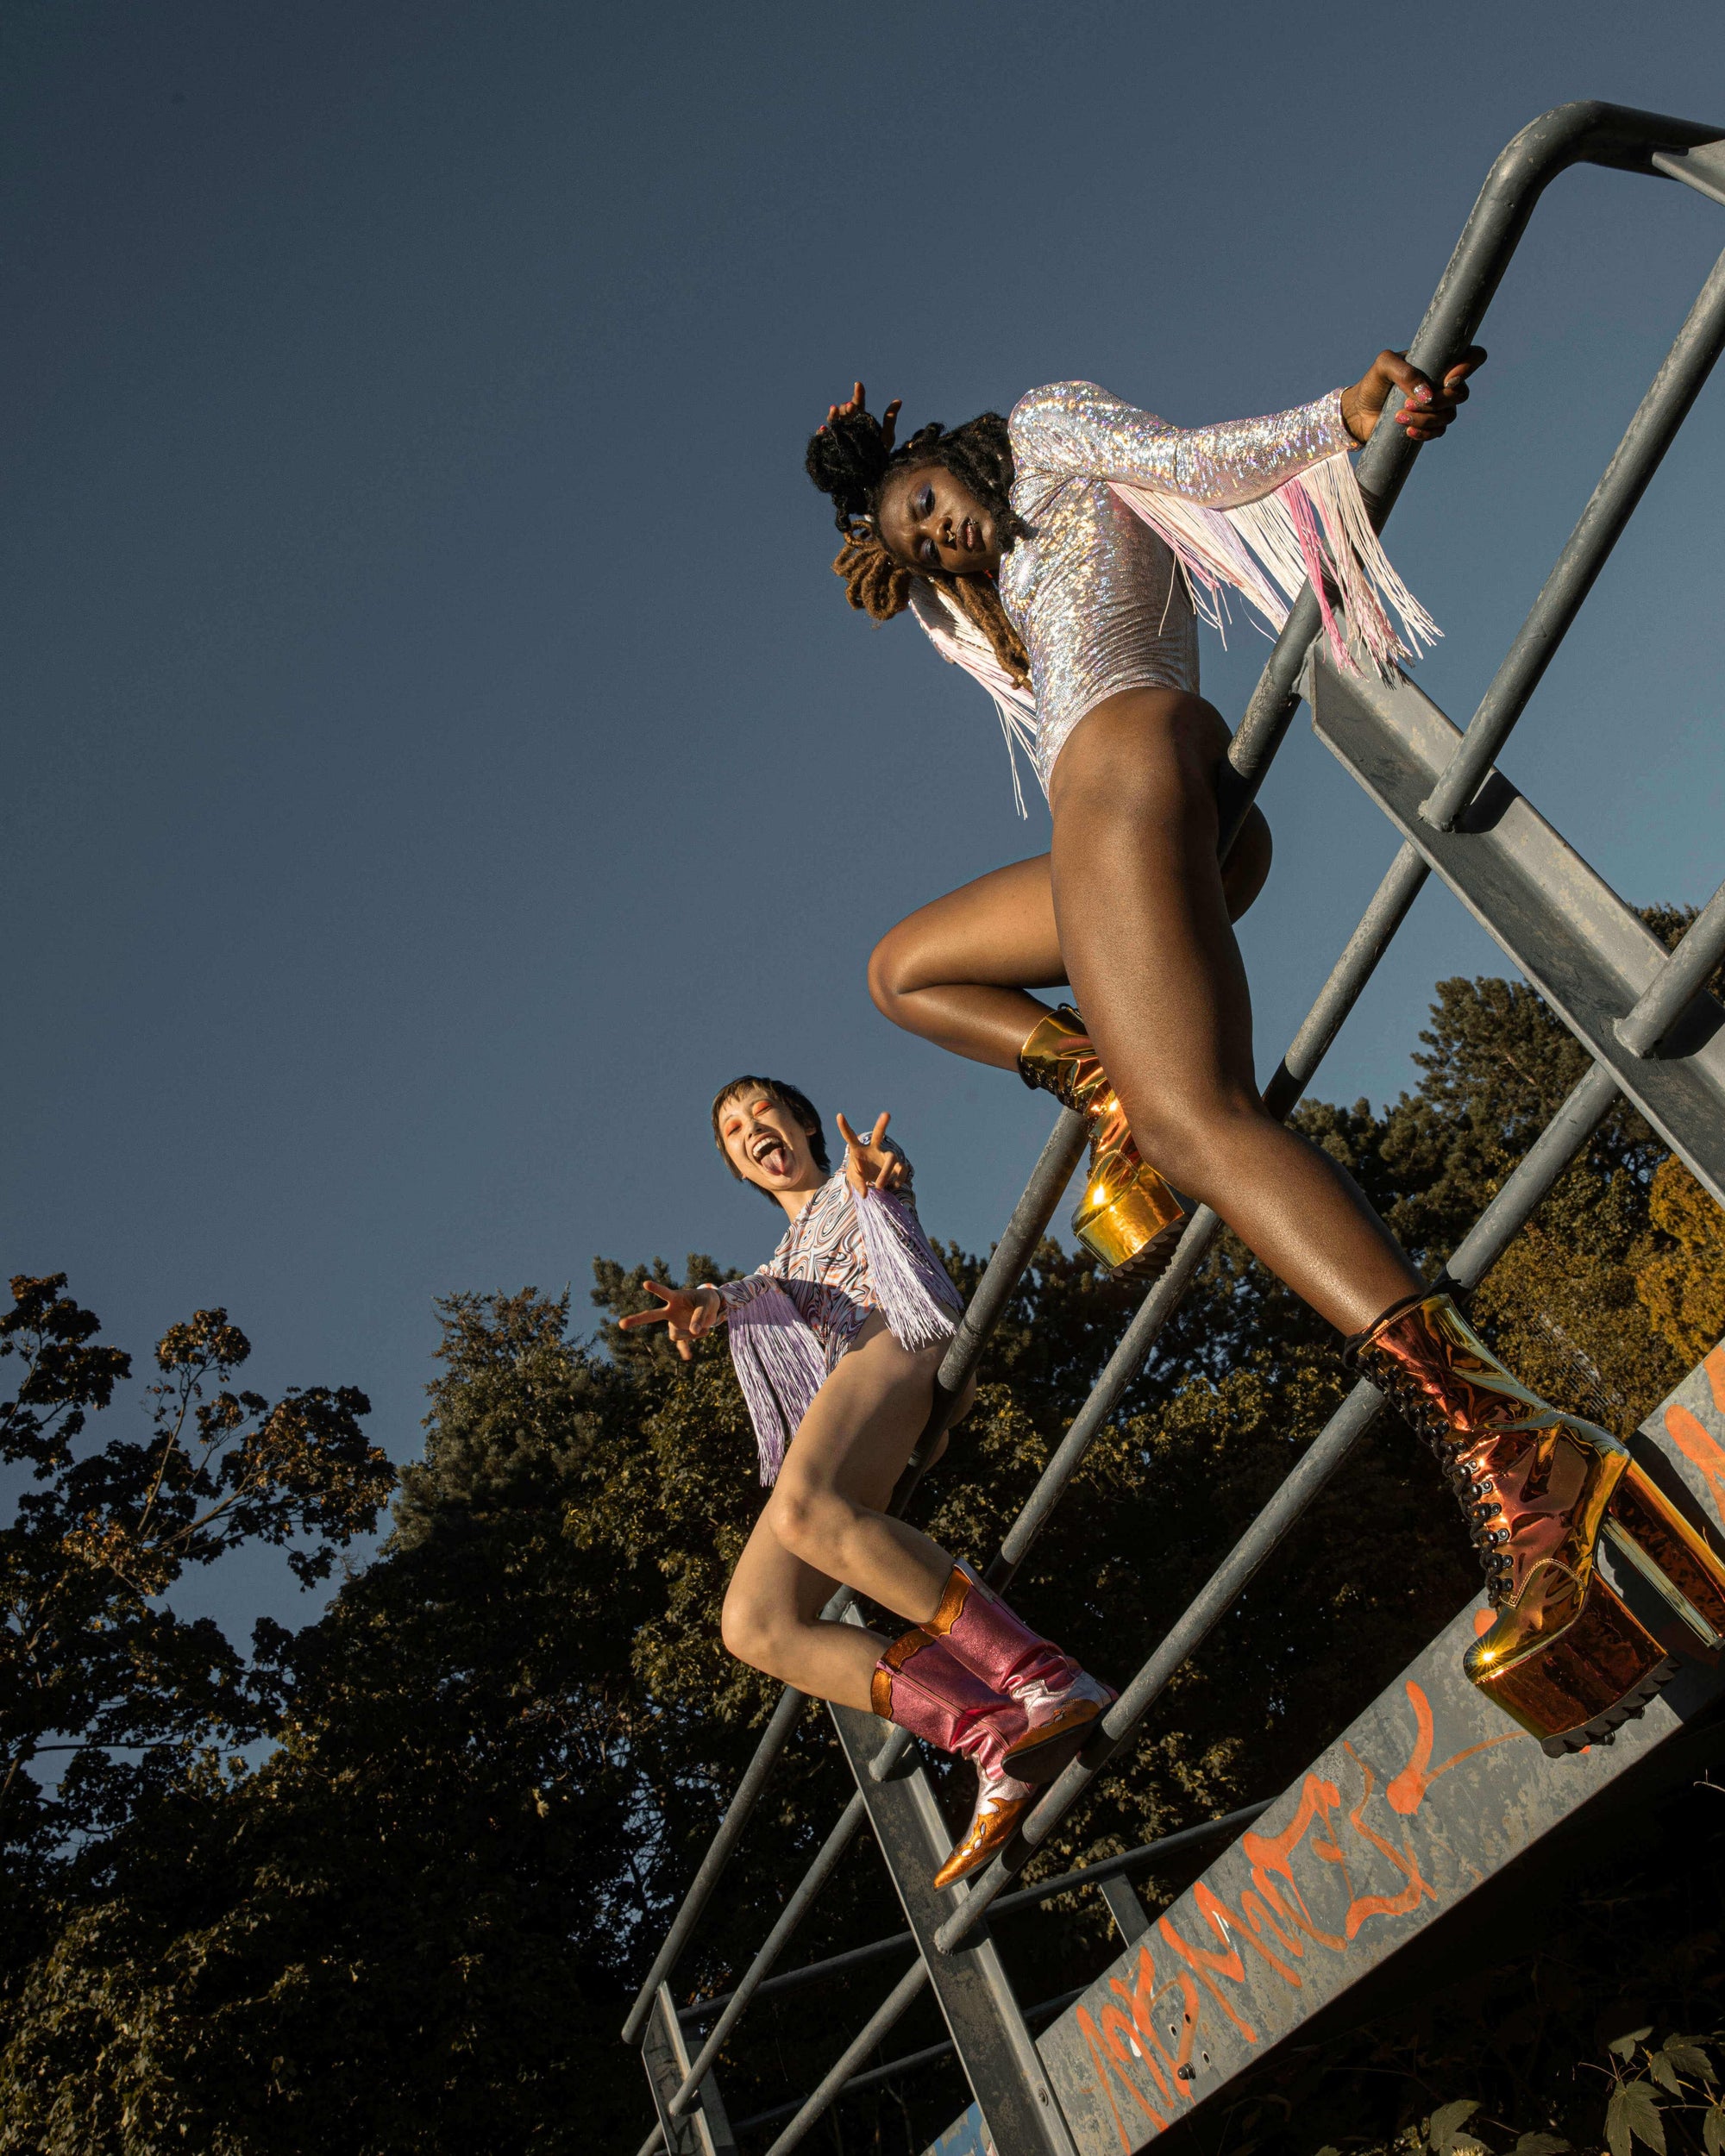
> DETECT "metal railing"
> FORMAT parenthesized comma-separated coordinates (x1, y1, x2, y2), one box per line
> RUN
(626, 101, 1725, 2156)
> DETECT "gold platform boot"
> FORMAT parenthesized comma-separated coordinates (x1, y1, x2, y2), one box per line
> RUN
(1018, 1005, 1185, 1277)
(1347, 1290, 1725, 1754)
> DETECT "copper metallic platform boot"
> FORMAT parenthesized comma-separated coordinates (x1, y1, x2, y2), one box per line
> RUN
(872, 1630, 1036, 1890)
(925, 1561, 1116, 1783)
(1018, 1005, 1185, 1278)
(1347, 1290, 1725, 1756)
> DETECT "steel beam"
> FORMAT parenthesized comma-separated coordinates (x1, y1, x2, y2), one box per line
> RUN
(1308, 655, 1725, 1205)
(641, 1984, 737, 2156)
(1025, 1345, 1725, 2153)
(679, 1803, 1272, 2027)
(828, 1696, 1078, 2156)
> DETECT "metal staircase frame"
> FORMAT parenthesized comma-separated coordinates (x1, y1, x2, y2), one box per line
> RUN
(624, 102, 1725, 2156)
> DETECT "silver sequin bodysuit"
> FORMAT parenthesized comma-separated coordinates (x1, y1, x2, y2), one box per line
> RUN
(998, 382, 1353, 788)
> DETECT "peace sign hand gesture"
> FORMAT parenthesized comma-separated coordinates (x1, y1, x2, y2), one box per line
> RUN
(823, 381, 901, 451)
(837, 1111, 906, 1196)
(617, 1280, 722, 1362)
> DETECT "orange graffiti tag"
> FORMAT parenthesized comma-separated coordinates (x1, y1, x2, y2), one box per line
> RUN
(1386, 1680, 1521, 1814)
(1240, 1776, 1350, 1952)
(1339, 1745, 1438, 1934)
(1121, 1942, 1199, 2102)
(1076, 2008, 1141, 2153)
(1192, 1881, 1302, 1988)
(1704, 1344, 1725, 1418)
(1666, 1401, 1725, 1526)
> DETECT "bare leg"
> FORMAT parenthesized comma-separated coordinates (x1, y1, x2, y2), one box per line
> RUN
(1047, 688, 1418, 1334)
(719, 1316, 975, 1708)
(868, 812, 1272, 1070)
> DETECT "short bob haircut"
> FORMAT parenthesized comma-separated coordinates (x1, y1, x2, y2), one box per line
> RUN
(710, 1075, 831, 1196)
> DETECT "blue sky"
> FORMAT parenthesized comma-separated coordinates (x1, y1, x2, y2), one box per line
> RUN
(6, 1, 1725, 1651)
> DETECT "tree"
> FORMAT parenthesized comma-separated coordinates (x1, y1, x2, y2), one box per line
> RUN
(0, 937, 1720, 2153)
(0, 1276, 392, 1975)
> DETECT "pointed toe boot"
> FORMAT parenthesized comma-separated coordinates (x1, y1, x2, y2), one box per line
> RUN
(1347, 1291, 1725, 1755)
(871, 1630, 1035, 1888)
(1019, 1005, 1185, 1279)
(932, 1762, 1037, 1892)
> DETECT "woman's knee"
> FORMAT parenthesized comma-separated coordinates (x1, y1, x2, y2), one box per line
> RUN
(765, 1477, 842, 1567)
(867, 920, 919, 1024)
(1131, 1086, 1268, 1195)
(719, 1585, 780, 1670)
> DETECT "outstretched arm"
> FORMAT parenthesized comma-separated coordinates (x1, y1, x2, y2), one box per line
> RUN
(1011, 348, 1485, 509)
(617, 1279, 725, 1362)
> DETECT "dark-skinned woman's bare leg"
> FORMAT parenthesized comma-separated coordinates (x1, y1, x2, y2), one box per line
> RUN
(867, 810, 1272, 1069)
(1044, 686, 1418, 1334)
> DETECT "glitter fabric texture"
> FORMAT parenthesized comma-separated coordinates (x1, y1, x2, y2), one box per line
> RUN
(997, 380, 1353, 789)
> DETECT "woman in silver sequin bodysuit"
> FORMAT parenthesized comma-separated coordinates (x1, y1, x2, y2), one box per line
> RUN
(806, 354, 1725, 1764)
(805, 349, 1481, 1339)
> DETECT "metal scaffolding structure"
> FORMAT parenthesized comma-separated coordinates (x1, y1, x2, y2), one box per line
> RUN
(624, 103, 1725, 2156)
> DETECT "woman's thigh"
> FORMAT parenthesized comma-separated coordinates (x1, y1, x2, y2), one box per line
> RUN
(766, 1314, 942, 1521)
(870, 855, 1065, 995)
(1047, 687, 1261, 1115)
(726, 1501, 837, 1634)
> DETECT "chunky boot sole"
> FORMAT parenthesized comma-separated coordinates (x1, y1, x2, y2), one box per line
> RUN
(1466, 1568, 1678, 1756)
(1003, 1694, 1110, 1783)
(1072, 1157, 1186, 1278)
(1601, 1463, 1725, 1658)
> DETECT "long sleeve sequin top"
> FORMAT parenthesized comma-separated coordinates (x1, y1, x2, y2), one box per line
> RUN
(997, 381, 1354, 787)
(712, 1144, 916, 1357)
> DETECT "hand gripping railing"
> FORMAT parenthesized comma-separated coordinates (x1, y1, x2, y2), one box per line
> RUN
(629, 99, 1725, 2155)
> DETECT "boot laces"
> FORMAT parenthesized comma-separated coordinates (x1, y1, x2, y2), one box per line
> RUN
(1371, 1357, 1515, 1606)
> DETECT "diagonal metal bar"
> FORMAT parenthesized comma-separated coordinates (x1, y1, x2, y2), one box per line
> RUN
(1222, 99, 1722, 855)
(1421, 241, 1725, 833)
(759, 1961, 931, 2156)
(934, 1056, 1625, 1953)
(731, 1983, 1095, 2137)
(678, 1800, 1272, 2027)
(662, 1795, 868, 2123)
(637, 94, 1725, 2145)
(1616, 874, 1725, 1056)
(621, 1681, 812, 2044)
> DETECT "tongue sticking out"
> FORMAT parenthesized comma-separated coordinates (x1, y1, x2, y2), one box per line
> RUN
(757, 1141, 789, 1176)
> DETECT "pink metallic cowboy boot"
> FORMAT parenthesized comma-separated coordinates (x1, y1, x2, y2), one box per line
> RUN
(872, 1629, 1036, 1889)
(924, 1561, 1115, 1783)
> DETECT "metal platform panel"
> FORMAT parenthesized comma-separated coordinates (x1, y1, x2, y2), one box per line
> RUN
(915, 1344, 1725, 2156)
(1305, 650, 1725, 1206)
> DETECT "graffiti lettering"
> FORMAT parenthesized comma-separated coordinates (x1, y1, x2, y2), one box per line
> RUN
(1666, 1400, 1725, 1526)
(1386, 1680, 1521, 1814)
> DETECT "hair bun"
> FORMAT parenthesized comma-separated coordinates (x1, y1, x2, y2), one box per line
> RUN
(804, 404, 894, 533)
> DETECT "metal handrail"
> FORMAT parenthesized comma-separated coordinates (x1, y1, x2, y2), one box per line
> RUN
(628, 97, 1725, 2152)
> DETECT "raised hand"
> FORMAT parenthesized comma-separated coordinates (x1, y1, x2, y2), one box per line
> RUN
(837, 1110, 906, 1196)
(823, 380, 900, 451)
(1340, 346, 1487, 447)
(616, 1279, 721, 1362)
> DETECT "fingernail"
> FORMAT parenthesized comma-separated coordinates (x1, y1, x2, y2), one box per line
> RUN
(1415, 385, 1433, 403)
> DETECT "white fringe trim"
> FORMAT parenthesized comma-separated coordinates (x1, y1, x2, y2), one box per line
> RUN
(907, 583, 1039, 818)
(1110, 450, 1439, 677)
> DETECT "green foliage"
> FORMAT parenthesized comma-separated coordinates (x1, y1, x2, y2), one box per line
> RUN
(1, 937, 1722, 2153)
(0, 1275, 392, 1972)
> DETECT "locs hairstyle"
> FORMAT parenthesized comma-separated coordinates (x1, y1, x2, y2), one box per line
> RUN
(711, 1075, 831, 1195)
(804, 398, 1033, 687)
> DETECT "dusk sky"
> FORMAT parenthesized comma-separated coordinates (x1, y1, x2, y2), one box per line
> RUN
(7, 1, 1725, 1653)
